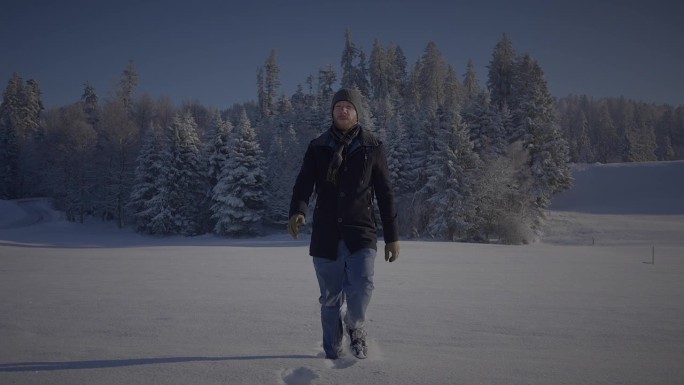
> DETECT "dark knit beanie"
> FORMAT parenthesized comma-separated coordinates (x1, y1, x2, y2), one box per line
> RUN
(331, 88, 363, 119)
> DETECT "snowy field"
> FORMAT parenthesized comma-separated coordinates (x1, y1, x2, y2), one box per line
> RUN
(1, 161, 683, 385)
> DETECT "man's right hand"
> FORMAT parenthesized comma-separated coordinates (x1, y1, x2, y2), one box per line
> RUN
(287, 214, 306, 239)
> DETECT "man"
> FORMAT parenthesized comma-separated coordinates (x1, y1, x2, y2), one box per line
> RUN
(288, 88, 400, 360)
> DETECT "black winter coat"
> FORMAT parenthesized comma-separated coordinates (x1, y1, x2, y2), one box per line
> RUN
(289, 126, 399, 260)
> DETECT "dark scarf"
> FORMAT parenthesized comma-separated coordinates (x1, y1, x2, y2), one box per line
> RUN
(326, 125, 360, 184)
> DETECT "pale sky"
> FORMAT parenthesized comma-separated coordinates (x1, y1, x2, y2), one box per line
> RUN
(2, 0, 682, 109)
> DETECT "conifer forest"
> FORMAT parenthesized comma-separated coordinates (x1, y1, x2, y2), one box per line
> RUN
(1, 32, 682, 244)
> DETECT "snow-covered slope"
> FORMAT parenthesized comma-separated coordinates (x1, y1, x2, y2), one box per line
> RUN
(551, 160, 684, 214)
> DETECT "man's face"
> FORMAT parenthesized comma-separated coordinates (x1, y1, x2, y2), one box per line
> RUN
(333, 101, 358, 132)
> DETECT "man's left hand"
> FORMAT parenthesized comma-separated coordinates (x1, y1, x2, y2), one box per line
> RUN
(384, 242, 400, 262)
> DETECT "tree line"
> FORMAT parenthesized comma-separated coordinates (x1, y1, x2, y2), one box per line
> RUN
(1, 31, 681, 243)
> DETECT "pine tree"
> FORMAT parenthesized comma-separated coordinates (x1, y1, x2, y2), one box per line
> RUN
(81, 81, 99, 126)
(146, 143, 175, 235)
(22, 79, 43, 139)
(340, 29, 369, 96)
(166, 112, 205, 235)
(626, 103, 657, 162)
(0, 112, 19, 199)
(413, 41, 450, 112)
(463, 59, 480, 103)
(424, 107, 481, 240)
(257, 49, 281, 120)
(387, 44, 408, 101)
(40, 104, 97, 222)
(0, 74, 23, 199)
(369, 39, 389, 100)
(385, 109, 414, 236)
(128, 123, 167, 233)
(211, 109, 267, 236)
(0, 73, 43, 198)
(443, 65, 463, 113)
(207, 112, 234, 191)
(474, 141, 533, 243)
(575, 111, 594, 163)
(117, 60, 138, 112)
(94, 100, 139, 227)
(290, 84, 321, 150)
(316, 65, 337, 129)
(510, 54, 572, 236)
(195, 111, 232, 233)
(461, 90, 507, 161)
(487, 33, 516, 110)
(264, 96, 300, 226)
(655, 107, 676, 160)
(593, 101, 618, 163)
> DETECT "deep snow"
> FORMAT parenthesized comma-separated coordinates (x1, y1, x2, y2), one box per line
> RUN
(1, 162, 683, 385)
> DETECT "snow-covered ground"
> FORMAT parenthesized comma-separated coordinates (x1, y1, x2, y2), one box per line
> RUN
(1, 162, 683, 385)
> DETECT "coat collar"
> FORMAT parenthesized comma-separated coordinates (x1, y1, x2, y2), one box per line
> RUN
(311, 125, 380, 148)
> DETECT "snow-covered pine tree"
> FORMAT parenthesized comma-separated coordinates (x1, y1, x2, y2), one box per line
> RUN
(0, 115, 18, 199)
(0, 75, 21, 199)
(369, 39, 390, 101)
(368, 39, 408, 141)
(116, 60, 138, 113)
(487, 33, 516, 111)
(211, 109, 267, 236)
(93, 100, 139, 227)
(128, 123, 167, 233)
(414, 41, 450, 113)
(557, 100, 594, 163)
(81, 81, 99, 126)
(574, 111, 594, 163)
(290, 84, 320, 151)
(51, 105, 96, 223)
(400, 41, 453, 232)
(385, 109, 414, 236)
(473, 141, 533, 244)
(0, 73, 40, 199)
(593, 101, 619, 163)
(257, 49, 281, 121)
(386, 44, 408, 102)
(462, 59, 481, 103)
(195, 111, 232, 233)
(146, 146, 175, 235)
(655, 107, 676, 161)
(166, 112, 205, 235)
(625, 103, 657, 162)
(386, 110, 411, 195)
(509, 53, 572, 237)
(264, 96, 299, 226)
(207, 112, 233, 192)
(461, 90, 507, 161)
(17, 78, 45, 198)
(421, 107, 481, 240)
(340, 28, 370, 97)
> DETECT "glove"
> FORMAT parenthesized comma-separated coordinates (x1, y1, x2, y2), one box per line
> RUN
(287, 214, 306, 239)
(384, 241, 400, 262)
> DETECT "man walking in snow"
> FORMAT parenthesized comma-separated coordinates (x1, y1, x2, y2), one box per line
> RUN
(288, 88, 400, 360)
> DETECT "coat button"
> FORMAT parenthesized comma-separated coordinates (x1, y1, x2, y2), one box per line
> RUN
(337, 218, 343, 223)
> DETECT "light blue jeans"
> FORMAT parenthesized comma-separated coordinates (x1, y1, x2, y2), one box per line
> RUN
(313, 240, 376, 358)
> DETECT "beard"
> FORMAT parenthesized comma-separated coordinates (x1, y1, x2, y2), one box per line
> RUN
(333, 116, 357, 132)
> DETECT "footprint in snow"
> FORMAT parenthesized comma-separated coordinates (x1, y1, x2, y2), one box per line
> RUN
(280, 366, 318, 385)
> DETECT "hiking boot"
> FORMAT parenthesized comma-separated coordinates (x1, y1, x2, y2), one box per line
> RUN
(348, 328, 368, 359)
